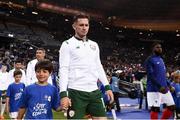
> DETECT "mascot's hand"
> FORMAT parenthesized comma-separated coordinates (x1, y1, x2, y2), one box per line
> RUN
(169, 86, 175, 93)
(159, 86, 169, 94)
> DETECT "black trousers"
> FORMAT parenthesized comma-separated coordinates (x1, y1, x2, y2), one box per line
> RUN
(113, 92, 121, 111)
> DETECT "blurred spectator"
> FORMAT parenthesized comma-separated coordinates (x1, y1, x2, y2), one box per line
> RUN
(110, 73, 121, 112)
(8, 59, 27, 85)
(0, 64, 10, 119)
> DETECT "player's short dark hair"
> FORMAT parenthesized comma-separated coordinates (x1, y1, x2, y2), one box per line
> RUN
(13, 69, 22, 77)
(14, 59, 22, 64)
(37, 47, 45, 53)
(73, 14, 90, 23)
(35, 59, 53, 73)
(151, 42, 161, 50)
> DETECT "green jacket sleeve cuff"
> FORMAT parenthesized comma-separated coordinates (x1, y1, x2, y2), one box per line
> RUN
(60, 91, 68, 98)
(105, 85, 111, 91)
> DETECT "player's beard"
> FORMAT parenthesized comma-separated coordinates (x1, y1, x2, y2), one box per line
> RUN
(154, 51, 162, 56)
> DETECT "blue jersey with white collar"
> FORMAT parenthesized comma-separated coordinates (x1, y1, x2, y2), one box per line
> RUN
(145, 55, 167, 92)
(18, 83, 60, 119)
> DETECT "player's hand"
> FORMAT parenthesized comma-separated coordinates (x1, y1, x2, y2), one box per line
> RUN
(60, 97, 71, 111)
(5, 106, 9, 114)
(106, 90, 114, 104)
(169, 86, 175, 93)
(159, 87, 168, 94)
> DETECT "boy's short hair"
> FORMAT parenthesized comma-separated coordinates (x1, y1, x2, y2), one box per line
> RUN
(35, 59, 53, 73)
(14, 69, 22, 77)
(73, 14, 90, 23)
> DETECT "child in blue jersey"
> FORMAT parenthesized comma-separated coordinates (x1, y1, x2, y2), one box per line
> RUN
(171, 71, 180, 119)
(17, 59, 61, 119)
(6, 70, 25, 119)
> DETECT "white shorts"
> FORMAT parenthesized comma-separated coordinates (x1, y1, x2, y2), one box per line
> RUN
(9, 112, 18, 119)
(147, 91, 175, 107)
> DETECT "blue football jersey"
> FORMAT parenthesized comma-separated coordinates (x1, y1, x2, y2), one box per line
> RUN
(18, 83, 60, 119)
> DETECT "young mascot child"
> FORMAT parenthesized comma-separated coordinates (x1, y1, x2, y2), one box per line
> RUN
(6, 70, 25, 119)
(17, 59, 61, 119)
(171, 71, 180, 119)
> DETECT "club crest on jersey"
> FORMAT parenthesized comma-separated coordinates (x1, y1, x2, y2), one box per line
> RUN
(20, 88, 24, 92)
(68, 110, 75, 117)
(90, 44, 96, 51)
(44, 95, 51, 102)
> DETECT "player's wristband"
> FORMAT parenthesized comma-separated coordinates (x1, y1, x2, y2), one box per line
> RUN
(60, 91, 68, 98)
(105, 85, 111, 91)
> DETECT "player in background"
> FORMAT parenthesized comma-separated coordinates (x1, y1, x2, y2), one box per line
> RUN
(145, 42, 175, 120)
(26, 48, 52, 85)
(8, 59, 26, 85)
(0, 64, 10, 119)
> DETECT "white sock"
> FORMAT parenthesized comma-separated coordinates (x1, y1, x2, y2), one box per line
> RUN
(1, 103, 6, 116)
(111, 109, 117, 120)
